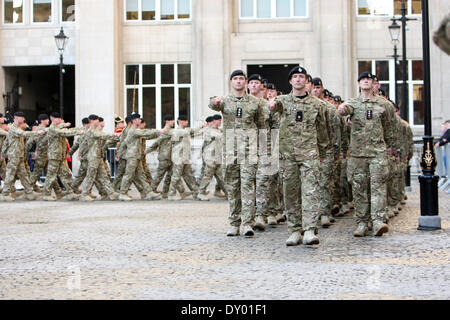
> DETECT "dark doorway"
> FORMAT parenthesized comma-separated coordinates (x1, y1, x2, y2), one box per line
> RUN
(247, 64, 299, 95)
(2, 65, 75, 126)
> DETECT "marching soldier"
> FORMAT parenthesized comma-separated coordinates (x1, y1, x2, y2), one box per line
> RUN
(139, 119, 154, 188)
(268, 67, 329, 246)
(113, 115, 132, 192)
(119, 113, 163, 201)
(338, 72, 397, 237)
(0, 118, 9, 191)
(210, 70, 267, 237)
(0, 112, 44, 201)
(198, 114, 227, 201)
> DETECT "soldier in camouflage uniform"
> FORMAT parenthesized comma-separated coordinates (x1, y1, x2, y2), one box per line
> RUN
(198, 114, 227, 201)
(113, 116, 132, 192)
(71, 118, 91, 193)
(210, 70, 267, 237)
(166, 115, 203, 201)
(269, 67, 329, 246)
(340, 116, 353, 214)
(147, 115, 187, 198)
(42, 113, 83, 201)
(0, 119, 9, 190)
(79, 115, 120, 202)
(139, 119, 153, 187)
(119, 113, 163, 201)
(311, 77, 341, 228)
(338, 72, 398, 237)
(0, 112, 44, 201)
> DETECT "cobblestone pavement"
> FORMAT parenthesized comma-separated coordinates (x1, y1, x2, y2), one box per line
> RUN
(0, 180, 449, 300)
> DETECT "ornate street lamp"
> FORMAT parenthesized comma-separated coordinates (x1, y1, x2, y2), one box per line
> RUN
(54, 27, 69, 118)
(388, 19, 401, 102)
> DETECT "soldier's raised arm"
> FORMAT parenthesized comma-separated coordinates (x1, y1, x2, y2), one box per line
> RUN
(268, 97, 283, 114)
(209, 96, 225, 112)
(338, 101, 354, 116)
(256, 99, 268, 130)
(133, 128, 161, 140)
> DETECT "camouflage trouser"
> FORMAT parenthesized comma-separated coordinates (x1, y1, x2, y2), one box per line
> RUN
(391, 160, 406, 206)
(332, 159, 343, 209)
(113, 158, 127, 192)
(152, 160, 185, 194)
(199, 160, 222, 193)
(255, 163, 280, 219)
(120, 158, 151, 195)
(141, 157, 153, 186)
(31, 157, 62, 194)
(0, 158, 6, 180)
(43, 159, 74, 196)
(340, 157, 353, 204)
(347, 156, 388, 224)
(223, 163, 257, 227)
(283, 158, 321, 233)
(198, 162, 226, 195)
(103, 160, 112, 182)
(81, 158, 113, 196)
(72, 159, 88, 191)
(319, 155, 334, 218)
(169, 163, 198, 196)
(2, 157, 33, 195)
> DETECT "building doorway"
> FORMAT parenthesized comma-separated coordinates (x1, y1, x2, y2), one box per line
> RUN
(246, 64, 299, 95)
(2, 65, 75, 125)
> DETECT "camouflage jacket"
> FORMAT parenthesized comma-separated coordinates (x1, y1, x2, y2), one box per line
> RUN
(25, 125, 50, 160)
(123, 126, 160, 160)
(168, 127, 203, 165)
(324, 101, 341, 156)
(209, 93, 266, 161)
(47, 124, 83, 161)
(398, 117, 414, 160)
(340, 95, 397, 158)
(3, 123, 38, 160)
(202, 126, 222, 165)
(0, 129, 8, 157)
(84, 127, 116, 162)
(271, 93, 330, 161)
(340, 116, 350, 155)
(116, 126, 130, 160)
(146, 126, 174, 162)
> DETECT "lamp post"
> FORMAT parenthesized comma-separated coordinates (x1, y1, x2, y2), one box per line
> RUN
(54, 27, 69, 118)
(418, 0, 440, 230)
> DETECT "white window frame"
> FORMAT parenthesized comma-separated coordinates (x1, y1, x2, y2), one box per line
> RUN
(31, 0, 55, 24)
(356, 59, 424, 127)
(124, 63, 193, 129)
(239, 0, 309, 19)
(124, 0, 192, 23)
(2, 0, 25, 25)
(60, 0, 76, 24)
(356, 0, 422, 18)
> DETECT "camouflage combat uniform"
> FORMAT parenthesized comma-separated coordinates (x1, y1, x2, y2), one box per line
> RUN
(43, 124, 83, 197)
(340, 117, 352, 205)
(209, 93, 266, 228)
(340, 95, 397, 225)
(0, 128, 8, 181)
(271, 93, 329, 233)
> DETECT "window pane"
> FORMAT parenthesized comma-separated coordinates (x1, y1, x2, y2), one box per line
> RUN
(143, 88, 156, 129)
(177, 0, 190, 19)
(276, 0, 290, 17)
(33, 0, 52, 23)
(394, 0, 406, 15)
(411, 0, 422, 14)
(179, 88, 190, 126)
(178, 64, 191, 84)
(412, 60, 423, 80)
(62, 0, 75, 22)
(358, 61, 372, 76)
(257, 0, 271, 18)
(358, 0, 370, 15)
(126, 0, 138, 20)
(161, 64, 174, 84)
(373, 0, 392, 16)
(241, 0, 253, 17)
(375, 61, 389, 81)
(161, 0, 175, 20)
(143, 65, 156, 84)
(142, 0, 156, 20)
(126, 65, 139, 85)
(294, 0, 307, 16)
(161, 87, 174, 127)
(127, 88, 139, 114)
(4, 0, 23, 23)
(413, 84, 424, 125)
